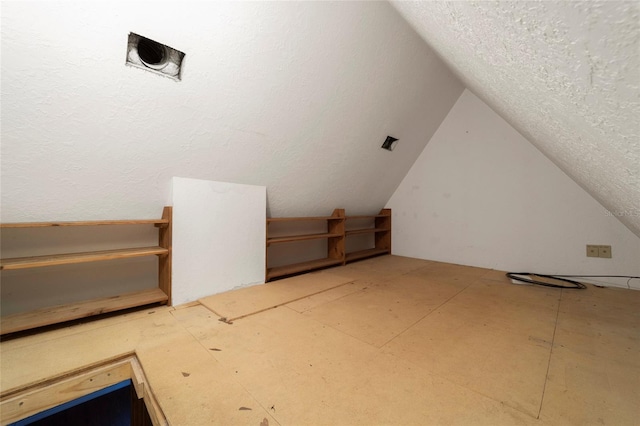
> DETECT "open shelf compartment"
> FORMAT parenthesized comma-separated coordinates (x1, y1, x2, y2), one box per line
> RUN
(0, 207, 172, 335)
(267, 258, 344, 280)
(0, 288, 169, 335)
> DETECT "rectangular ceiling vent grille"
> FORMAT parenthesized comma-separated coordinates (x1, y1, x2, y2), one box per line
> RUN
(381, 136, 398, 151)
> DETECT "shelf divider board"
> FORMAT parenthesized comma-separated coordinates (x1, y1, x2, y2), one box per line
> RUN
(267, 258, 344, 280)
(328, 209, 346, 264)
(158, 206, 173, 305)
(0, 288, 169, 335)
(0, 247, 169, 271)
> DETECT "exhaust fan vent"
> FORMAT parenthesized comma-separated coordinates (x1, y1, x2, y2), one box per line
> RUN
(126, 33, 185, 81)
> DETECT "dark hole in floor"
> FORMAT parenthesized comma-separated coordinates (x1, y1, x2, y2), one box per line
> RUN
(10, 380, 152, 426)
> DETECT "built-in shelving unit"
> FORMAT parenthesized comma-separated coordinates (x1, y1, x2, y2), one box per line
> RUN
(266, 209, 345, 281)
(265, 208, 390, 281)
(345, 208, 391, 262)
(0, 207, 172, 335)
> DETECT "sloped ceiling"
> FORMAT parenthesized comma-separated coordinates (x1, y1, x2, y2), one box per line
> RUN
(0, 2, 463, 221)
(391, 1, 640, 237)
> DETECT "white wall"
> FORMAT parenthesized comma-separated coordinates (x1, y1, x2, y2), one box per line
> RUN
(1, 1, 462, 222)
(391, 1, 640, 237)
(172, 177, 266, 306)
(387, 90, 640, 289)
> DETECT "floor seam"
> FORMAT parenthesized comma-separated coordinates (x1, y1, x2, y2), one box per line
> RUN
(287, 305, 385, 350)
(202, 280, 355, 323)
(290, 281, 372, 314)
(537, 288, 563, 419)
(378, 281, 475, 349)
(169, 309, 283, 426)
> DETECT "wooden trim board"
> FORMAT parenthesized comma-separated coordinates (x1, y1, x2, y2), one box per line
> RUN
(0, 354, 167, 426)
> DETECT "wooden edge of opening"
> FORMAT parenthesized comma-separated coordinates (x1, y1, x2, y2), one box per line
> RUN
(0, 353, 168, 426)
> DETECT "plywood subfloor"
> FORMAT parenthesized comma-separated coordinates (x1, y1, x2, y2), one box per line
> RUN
(2, 255, 639, 425)
(199, 270, 354, 322)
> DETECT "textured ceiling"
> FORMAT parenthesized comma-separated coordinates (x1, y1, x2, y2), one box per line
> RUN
(391, 1, 640, 237)
(0, 2, 462, 221)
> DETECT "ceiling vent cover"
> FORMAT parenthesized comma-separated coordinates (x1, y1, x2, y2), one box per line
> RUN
(381, 136, 398, 151)
(126, 33, 185, 81)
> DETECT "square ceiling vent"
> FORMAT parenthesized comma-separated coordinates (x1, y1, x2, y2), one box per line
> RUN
(126, 33, 185, 81)
(381, 136, 398, 151)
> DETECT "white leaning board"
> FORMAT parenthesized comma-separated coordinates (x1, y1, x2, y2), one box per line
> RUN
(172, 177, 266, 306)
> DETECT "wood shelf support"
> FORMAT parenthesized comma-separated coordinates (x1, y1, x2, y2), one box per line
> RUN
(328, 208, 345, 264)
(158, 206, 172, 305)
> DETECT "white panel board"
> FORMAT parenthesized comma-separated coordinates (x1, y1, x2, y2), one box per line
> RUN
(172, 177, 266, 305)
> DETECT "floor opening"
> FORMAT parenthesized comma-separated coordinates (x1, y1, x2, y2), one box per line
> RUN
(10, 379, 152, 426)
(1, 355, 166, 426)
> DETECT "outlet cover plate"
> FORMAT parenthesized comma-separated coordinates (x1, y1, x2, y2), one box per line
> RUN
(598, 245, 612, 258)
(586, 245, 599, 257)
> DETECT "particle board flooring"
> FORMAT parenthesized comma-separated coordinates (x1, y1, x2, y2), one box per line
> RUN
(198, 270, 355, 322)
(1, 255, 639, 425)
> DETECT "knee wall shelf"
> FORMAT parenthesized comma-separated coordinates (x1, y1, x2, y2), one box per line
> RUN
(266, 208, 391, 281)
(0, 207, 172, 335)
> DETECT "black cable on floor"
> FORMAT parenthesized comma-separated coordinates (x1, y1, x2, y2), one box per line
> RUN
(506, 273, 640, 290)
(506, 273, 587, 289)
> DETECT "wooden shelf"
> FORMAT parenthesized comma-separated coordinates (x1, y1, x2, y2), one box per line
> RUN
(267, 216, 344, 223)
(266, 208, 346, 281)
(0, 219, 170, 228)
(345, 227, 390, 236)
(265, 208, 391, 281)
(345, 248, 389, 263)
(267, 232, 343, 245)
(0, 207, 172, 335)
(0, 247, 169, 271)
(0, 288, 169, 335)
(267, 258, 344, 280)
